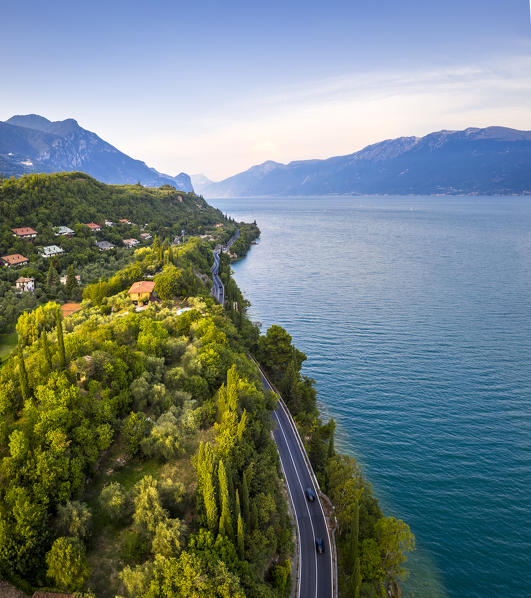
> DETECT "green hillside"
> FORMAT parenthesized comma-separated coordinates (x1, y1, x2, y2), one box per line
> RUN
(0, 172, 250, 333)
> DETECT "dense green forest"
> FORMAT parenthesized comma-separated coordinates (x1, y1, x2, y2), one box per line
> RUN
(0, 172, 257, 335)
(0, 178, 412, 597)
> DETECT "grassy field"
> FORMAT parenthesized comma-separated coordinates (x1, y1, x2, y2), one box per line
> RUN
(0, 332, 17, 363)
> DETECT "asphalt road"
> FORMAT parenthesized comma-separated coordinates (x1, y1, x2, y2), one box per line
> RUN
(210, 232, 334, 597)
(261, 371, 333, 598)
(210, 248, 224, 304)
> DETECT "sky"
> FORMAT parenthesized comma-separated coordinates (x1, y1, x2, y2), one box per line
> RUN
(1, 0, 531, 180)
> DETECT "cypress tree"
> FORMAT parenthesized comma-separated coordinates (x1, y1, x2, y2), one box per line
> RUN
(46, 261, 59, 289)
(241, 470, 250, 528)
(351, 490, 363, 598)
(234, 489, 241, 536)
(237, 512, 245, 559)
(56, 307, 66, 369)
(41, 329, 52, 371)
(203, 470, 218, 533)
(17, 345, 29, 401)
(218, 460, 232, 538)
(65, 264, 77, 298)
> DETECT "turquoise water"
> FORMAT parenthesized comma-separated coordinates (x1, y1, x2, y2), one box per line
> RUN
(209, 196, 531, 598)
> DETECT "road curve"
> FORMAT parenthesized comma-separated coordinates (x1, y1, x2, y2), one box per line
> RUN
(260, 369, 334, 598)
(210, 232, 334, 597)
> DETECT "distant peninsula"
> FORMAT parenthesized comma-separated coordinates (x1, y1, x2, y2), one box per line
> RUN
(197, 126, 531, 197)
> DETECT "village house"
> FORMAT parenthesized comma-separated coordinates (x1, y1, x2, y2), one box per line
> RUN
(140, 232, 152, 240)
(215, 223, 224, 228)
(95, 240, 114, 251)
(123, 238, 140, 248)
(15, 277, 35, 293)
(40, 245, 64, 258)
(1, 254, 29, 267)
(104, 220, 114, 227)
(128, 280, 156, 305)
(60, 274, 81, 285)
(85, 222, 102, 232)
(119, 218, 132, 225)
(55, 225, 75, 236)
(11, 226, 38, 239)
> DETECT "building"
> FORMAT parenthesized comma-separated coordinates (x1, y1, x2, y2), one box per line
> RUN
(123, 238, 140, 248)
(119, 218, 132, 224)
(55, 226, 75, 236)
(61, 303, 82, 318)
(140, 232, 152, 240)
(1, 254, 29, 267)
(12, 226, 37, 239)
(15, 277, 35, 293)
(104, 220, 114, 227)
(40, 245, 64, 258)
(60, 274, 81, 285)
(95, 240, 115, 251)
(215, 223, 224, 228)
(85, 222, 102, 232)
(128, 281, 156, 305)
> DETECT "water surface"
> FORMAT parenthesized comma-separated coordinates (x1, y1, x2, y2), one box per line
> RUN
(210, 195, 531, 598)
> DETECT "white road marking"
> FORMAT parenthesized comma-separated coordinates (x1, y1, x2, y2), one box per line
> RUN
(273, 409, 319, 598)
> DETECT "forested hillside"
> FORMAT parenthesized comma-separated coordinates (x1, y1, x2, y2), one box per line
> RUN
(0, 200, 412, 597)
(0, 172, 240, 335)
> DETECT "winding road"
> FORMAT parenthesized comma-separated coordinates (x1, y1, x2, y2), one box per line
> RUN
(210, 236, 335, 598)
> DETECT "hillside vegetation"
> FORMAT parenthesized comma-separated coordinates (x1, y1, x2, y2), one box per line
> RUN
(0, 172, 245, 335)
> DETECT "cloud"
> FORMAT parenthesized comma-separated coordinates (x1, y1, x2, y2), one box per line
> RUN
(120, 55, 531, 179)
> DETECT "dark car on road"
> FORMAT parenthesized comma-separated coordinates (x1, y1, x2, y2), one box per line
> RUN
(315, 537, 325, 554)
(305, 487, 316, 502)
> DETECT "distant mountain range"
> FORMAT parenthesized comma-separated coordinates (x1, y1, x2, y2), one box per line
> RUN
(202, 127, 531, 197)
(0, 114, 193, 192)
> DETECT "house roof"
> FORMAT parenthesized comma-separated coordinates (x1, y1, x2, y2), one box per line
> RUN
(16, 277, 34, 283)
(1, 254, 29, 265)
(41, 245, 64, 255)
(95, 240, 114, 249)
(86, 222, 101, 229)
(61, 303, 82, 318)
(129, 281, 155, 294)
(120, 218, 131, 223)
(56, 226, 74, 234)
(12, 226, 37, 236)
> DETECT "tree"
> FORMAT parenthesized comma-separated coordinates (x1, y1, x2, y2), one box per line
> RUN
(56, 307, 66, 368)
(46, 537, 89, 592)
(236, 512, 244, 559)
(17, 344, 29, 401)
(217, 460, 232, 539)
(41, 329, 52, 371)
(133, 476, 167, 537)
(122, 412, 151, 457)
(154, 264, 186, 300)
(56, 501, 92, 541)
(151, 517, 185, 557)
(47, 261, 59, 289)
(100, 482, 131, 522)
(65, 264, 78, 298)
(241, 470, 250, 528)
(375, 517, 415, 588)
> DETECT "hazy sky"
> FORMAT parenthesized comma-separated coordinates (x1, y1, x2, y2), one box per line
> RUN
(2, 0, 531, 179)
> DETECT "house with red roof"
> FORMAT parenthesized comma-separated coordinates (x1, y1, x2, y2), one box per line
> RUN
(85, 222, 102, 232)
(12, 227, 37, 239)
(128, 281, 156, 305)
(1, 254, 29, 267)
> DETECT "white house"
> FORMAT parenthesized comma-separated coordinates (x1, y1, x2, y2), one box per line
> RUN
(15, 277, 35, 293)
(55, 226, 75, 236)
(40, 245, 64, 258)
(105, 220, 114, 227)
(123, 238, 140, 248)
(43, 245, 64, 257)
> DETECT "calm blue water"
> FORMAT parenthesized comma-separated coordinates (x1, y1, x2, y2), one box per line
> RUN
(210, 196, 531, 598)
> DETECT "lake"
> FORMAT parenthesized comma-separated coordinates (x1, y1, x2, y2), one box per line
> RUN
(209, 195, 531, 598)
